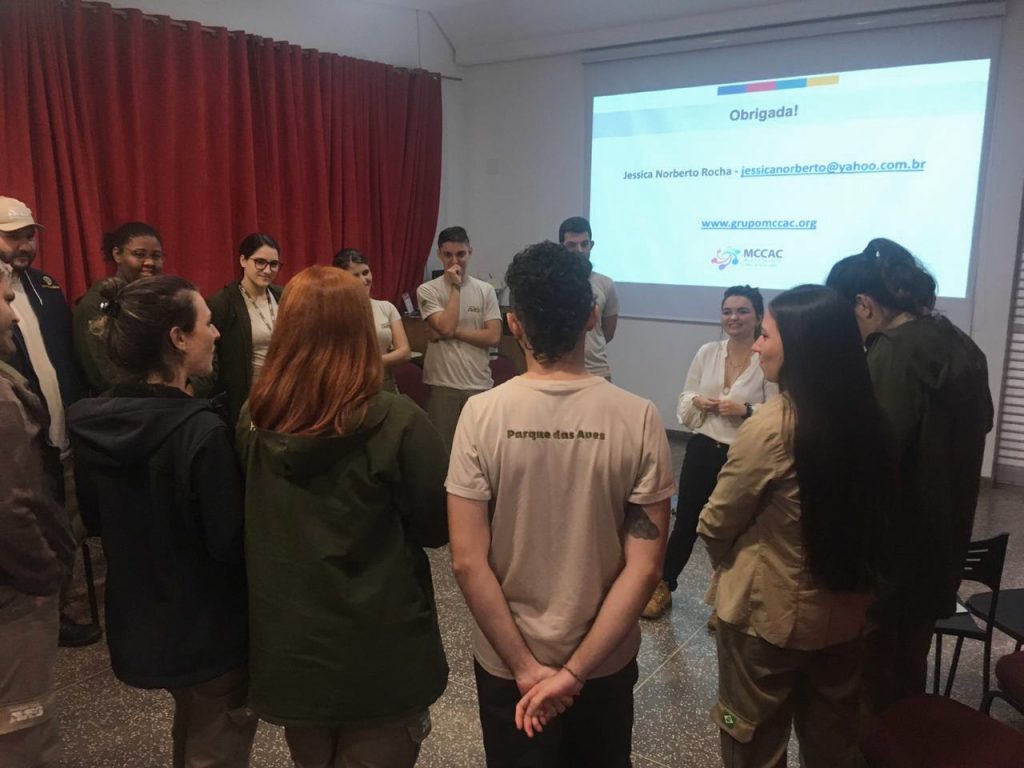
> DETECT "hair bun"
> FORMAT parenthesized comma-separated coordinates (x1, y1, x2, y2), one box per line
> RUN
(99, 298, 121, 318)
(96, 276, 129, 316)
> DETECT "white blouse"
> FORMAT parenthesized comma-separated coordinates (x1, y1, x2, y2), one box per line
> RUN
(241, 287, 277, 377)
(676, 339, 778, 445)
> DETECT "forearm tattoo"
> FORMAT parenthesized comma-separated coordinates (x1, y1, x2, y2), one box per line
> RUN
(624, 504, 659, 540)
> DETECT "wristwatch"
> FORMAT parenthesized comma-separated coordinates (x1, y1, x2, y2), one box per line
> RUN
(744, 403, 753, 419)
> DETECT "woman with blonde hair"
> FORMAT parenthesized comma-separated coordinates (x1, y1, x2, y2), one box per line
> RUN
(238, 265, 449, 767)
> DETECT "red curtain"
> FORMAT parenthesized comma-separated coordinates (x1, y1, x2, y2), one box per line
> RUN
(0, 0, 442, 304)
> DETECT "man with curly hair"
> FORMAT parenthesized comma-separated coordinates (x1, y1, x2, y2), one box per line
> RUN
(447, 241, 675, 767)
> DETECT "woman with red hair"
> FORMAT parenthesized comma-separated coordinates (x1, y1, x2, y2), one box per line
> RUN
(238, 266, 450, 766)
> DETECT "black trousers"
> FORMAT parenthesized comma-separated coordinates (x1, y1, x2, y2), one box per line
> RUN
(474, 659, 638, 768)
(661, 433, 730, 590)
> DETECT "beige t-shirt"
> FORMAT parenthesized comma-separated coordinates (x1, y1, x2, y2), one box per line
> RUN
(371, 299, 401, 352)
(417, 275, 500, 390)
(585, 271, 619, 378)
(447, 376, 676, 679)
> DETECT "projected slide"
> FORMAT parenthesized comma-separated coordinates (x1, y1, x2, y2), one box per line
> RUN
(589, 60, 990, 297)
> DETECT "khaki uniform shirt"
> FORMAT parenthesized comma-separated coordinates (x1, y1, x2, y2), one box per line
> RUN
(697, 395, 872, 650)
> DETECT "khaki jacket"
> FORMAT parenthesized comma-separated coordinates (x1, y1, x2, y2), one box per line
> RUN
(697, 395, 872, 650)
(0, 361, 74, 600)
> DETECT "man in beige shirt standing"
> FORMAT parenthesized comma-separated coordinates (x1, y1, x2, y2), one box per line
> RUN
(447, 241, 674, 767)
(558, 216, 619, 380)
(416, 226, 501, 450)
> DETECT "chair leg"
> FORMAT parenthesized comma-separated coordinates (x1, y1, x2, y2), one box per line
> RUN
(982, 637, 992, 700)
(933, 633, 943, 695)
(982, 690, 999, 714)
(81, 541, 100, 626)
(944, 637, 965, 698)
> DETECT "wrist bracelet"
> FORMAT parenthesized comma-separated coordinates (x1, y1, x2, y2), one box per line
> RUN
(562, 664, 585, 686)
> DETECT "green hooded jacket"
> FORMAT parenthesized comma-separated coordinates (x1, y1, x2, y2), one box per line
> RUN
(237, 391, 449, 727)
(866, 314, 992, 620)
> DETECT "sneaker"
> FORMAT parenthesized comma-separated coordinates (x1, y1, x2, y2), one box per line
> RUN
(59, 615, 103, 648)
(642, 580, 672, 619)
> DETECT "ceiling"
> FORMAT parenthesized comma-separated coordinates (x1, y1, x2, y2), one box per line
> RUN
(106, 0, 979, 68)
(359, 0, 971, 65)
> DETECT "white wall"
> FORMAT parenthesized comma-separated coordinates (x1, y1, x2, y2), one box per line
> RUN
(460, 2, 1024, 475)
(970, 0, 1024, 474)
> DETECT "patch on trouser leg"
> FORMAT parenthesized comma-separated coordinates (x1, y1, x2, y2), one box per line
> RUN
(710, 700, 756, 744)
(0, 692, 54, 736)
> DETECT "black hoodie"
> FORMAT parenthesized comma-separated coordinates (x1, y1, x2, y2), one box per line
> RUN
(68, 382, 247, 689)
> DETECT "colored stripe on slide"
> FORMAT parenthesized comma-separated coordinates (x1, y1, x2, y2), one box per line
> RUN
(717, 75, 839, 95)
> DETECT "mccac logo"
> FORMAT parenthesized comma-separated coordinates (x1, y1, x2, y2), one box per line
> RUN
(712, 247, 785, 271)
(743, 248, 784, 259)
(712, 248, 741, 270)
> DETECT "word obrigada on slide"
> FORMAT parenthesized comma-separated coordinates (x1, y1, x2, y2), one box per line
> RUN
(729, 104, 799, 122)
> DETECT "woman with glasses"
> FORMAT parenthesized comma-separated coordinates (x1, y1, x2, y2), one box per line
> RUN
(332, 248, 411, 393)
(74, 221, 165, 394)
(643, 285, 777, 620)
(204, 233, 284, 427)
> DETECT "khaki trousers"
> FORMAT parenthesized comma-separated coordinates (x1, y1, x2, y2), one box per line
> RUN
(0, 593, 60, 768)
(168, 667, 257, 768)
(285, 709, 431, 768)
(714, 621, 866, 768)
(425, 386, 485, 450)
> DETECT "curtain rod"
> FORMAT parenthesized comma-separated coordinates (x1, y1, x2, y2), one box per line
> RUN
(67, 1, 460, 80)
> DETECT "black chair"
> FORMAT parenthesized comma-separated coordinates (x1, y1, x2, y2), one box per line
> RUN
(966, 588, 1024, 653)
(982, 650, 1024, 717)
(932, 532, 1009, 700)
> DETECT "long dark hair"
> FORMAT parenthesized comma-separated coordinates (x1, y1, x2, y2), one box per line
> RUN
(826, 237, 936, 314)
(771, 284, 895, 592)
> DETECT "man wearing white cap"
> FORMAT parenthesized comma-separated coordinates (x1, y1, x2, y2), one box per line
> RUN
(0, 197, 100, 648)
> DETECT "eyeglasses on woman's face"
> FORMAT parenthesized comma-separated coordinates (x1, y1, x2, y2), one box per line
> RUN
(252, 258, 281, 272)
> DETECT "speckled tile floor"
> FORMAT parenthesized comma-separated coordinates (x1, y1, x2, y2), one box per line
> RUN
(55, 433, 1024, 766)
